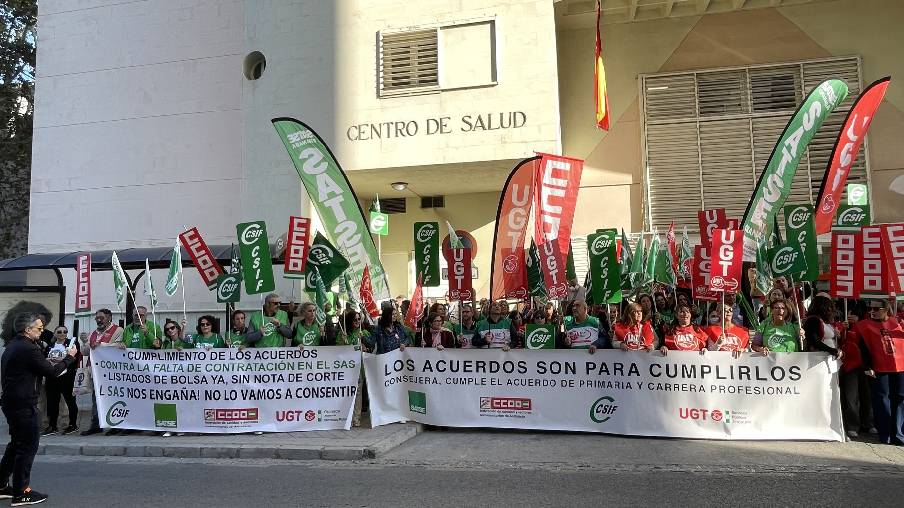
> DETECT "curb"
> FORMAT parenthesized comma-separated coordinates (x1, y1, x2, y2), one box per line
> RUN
(36, 424, 422, 461)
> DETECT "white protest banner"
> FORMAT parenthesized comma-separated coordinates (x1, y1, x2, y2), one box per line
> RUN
(365, 349, 843, 441)
(91, 346, 360, 433)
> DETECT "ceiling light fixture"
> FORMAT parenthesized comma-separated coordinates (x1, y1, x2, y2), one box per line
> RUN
(390, 181, 408, 191)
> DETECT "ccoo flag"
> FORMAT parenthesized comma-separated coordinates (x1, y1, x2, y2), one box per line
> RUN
(594, 0, 610, 131)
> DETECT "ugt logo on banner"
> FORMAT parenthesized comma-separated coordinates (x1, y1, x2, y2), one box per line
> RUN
(708, 229, 743, 292)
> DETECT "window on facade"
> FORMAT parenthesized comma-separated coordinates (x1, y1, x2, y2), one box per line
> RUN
(378, 20, 496, 98)
(641, 57, 865, 234)
(420, 196, 445, 209)
(379, 29, 439, 96)
(380, 198, 407, 214)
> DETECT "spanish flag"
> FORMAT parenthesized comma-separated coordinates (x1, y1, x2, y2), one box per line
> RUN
(594, 0, 610, 131)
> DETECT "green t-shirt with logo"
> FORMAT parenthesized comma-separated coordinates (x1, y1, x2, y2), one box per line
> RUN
(225, 329, 245, 349)
(759, 322, 799, 352)
(250, 310, 289, 348)
(122, 321, 163, 349)
(340, 329, 369, 347)
(477, 319, 512, 348)
(453, 322, 480, 349)
(564, 315, 600, 349)
(189, 333, 226, 349)
(292, 320, 322, 347)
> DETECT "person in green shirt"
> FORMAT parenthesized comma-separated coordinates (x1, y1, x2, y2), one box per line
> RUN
(453, 304, 479, 348)
(161, 319, 184, 350)
(225, 310, 250, 349)
(338, 311, 370, 347)
(122, 306, 163, 349)
(564, 300, 604, 353)
(752, 298, 802, 354)
(475, 301, 513, 350)
(249, 293, 291, 348)
(292, 302, 323, 348)
(185, 315, 226, 349)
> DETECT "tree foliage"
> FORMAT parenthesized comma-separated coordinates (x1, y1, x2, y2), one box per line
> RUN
(0, 0, 36, 259)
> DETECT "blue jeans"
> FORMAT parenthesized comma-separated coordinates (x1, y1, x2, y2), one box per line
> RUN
(869, 372, 904, 445)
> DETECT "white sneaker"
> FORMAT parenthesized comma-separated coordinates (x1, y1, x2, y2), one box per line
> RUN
(161, 432, 172, 437)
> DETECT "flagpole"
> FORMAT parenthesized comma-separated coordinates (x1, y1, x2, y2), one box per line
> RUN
(789, 274, 805, 350)
(180, 266, 187, 324)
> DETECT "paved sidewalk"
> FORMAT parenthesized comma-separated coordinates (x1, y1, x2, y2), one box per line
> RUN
(27, 422, 421, 461)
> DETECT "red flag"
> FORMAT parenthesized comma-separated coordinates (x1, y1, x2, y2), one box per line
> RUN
(666, 221, 678, 276)
(75, 253, 92, 316)
(708, 229, 743, 293)
(858, 226, 891, 298)
(490, 157, 538, 300)
(283, 216, 311, 279)
(697, 209, 727, 248)
(405, 275, 424, 330)
(814, 77, 891, 235)
(692, 245, 718, 301)
(880, 223, 904, 294)
(179, 227, 224, 289)
(594, 0, 610, 131)
(533, 153, 584, 299)
(831, 231, 859, 298)
(359, 265, 380, 318)
(446, 247, 473, 301)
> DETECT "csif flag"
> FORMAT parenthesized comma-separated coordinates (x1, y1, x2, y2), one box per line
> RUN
(533, 153, 584, 299)
(655, 242, 677, 286)
(111, 251, 128, 311)
(784, 204, 818, 281)
(272, 118, 390, 298)
(414, 222, 440, 287)
(594, 0, 610, 131)
(490, 157, 538, 300)
(814, 77, 890, 235)
(144, 258, 158, 309)
(525, 239, 547, 297)
(342, 272, 360, 312)
(305, 232, 350, 291)
(164, 240, 181, 297)
(741, 79, 849, 261)
(310, 266, 329, 326)
(643, 235, 660, 287)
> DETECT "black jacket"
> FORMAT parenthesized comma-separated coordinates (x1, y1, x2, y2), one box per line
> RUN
(1, 335, 74, 409)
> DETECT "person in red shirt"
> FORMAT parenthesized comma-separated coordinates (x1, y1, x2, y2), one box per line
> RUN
(852, 300, 904, 445)
(659, 304, 707, 355)
(421, 312, 456, 350)
(705, 303, 749, 358)
(840, 311, 875, 438)
(612, 302, 655, 352)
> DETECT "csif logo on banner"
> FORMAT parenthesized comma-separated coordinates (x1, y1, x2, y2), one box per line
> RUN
(589, 234, 612, 256)
(786, 206, 809, 230)
(525, 324, 555, 349)
(309, 244, 334, 265)
(589, 395, 618, 423)
(770, 245, 801, 276)
(416, 223, 437, 242)
(832, 205, 870, 232)
(241, 223, 265, 245)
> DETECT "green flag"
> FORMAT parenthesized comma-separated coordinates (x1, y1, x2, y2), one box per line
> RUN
(342, 271, 360, 312)
(305, 232, 350, 292)
(754, 243, 774, 297)
(620, 229, 633, 276)
(654, 243, 677, 286)
(370, 194, 381, 213)
(414, 222, 440, 287)
(784, 204, 818, 281)
(111, 251, 127, 311)
(741, 79, 848, 261)
(310, 266, 329, 326)
(272, 118, 390, 298)
(628, 235, 646, 289)
(643, 235, 660, 287)
(144, 258, 158, 309)
(164, 240, 181, 297)
(587, 231, 622, 304)
(770, 241, 807, 279)
(446, 221, 464, 249)
(237, 221, 275, 295)
(678, 226, 692, 280)
(566, 240, 577, 282)
(526, 239, 547, 297)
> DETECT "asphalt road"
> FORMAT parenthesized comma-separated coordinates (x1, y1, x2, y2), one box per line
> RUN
(28, 454, 904, 507)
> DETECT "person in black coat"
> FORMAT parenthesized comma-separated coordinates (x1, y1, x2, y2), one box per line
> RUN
(42, 324, 82, 436)
(0, 313, 77, 505)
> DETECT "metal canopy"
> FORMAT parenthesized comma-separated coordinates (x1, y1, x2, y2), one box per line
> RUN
(0, 246, 267, 272)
